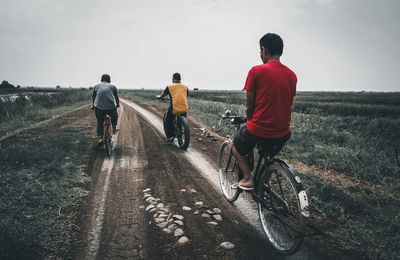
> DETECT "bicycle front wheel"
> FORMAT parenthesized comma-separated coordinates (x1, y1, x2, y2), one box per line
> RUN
(218, 141, 240, 202)
(256, 162, 305, 255)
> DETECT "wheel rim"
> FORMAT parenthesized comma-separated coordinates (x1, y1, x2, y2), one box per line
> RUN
(258, 165, 303, 253)
(218, 142, 240, 201)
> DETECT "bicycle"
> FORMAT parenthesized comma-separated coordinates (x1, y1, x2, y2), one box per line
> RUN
(217, 110, 310, 255)
(157, 96, 190, 150)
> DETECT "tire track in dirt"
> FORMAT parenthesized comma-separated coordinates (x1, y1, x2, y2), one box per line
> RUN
(80, 105, 124, 259)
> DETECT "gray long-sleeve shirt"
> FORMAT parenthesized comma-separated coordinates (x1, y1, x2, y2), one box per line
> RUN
(92, 82, 119, 110)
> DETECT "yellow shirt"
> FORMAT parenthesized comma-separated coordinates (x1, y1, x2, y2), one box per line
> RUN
(167, 83, 189, 114)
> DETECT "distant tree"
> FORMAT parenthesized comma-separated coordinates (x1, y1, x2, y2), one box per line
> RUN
(17, 85, 21, 88)
(56, 85, 61, 89)
(0, 80, 15, 89)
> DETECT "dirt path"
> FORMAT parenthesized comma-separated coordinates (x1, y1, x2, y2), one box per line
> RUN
(76, 99, 325, 259)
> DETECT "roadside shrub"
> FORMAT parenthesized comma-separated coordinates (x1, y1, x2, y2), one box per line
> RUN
(0, 90, 90, 120)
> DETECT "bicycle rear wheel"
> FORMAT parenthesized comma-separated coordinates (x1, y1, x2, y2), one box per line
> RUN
(218, 141, 240, 202)
(103, 119, 112, 157)
(163, 113, 168, 138)
(105, 138, 112, 156)
(256, 162, 305, 255)
(177, 116, 190, 150)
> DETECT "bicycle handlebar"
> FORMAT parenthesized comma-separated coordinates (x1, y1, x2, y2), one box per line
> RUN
(219, 113, 247, 126)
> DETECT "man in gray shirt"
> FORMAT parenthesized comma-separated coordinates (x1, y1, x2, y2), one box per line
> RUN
(92, 74, 119, 145)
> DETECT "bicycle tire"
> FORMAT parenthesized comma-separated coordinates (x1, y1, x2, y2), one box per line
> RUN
(177, 116, 190, 150)
(218, 141, 240, 202)
(163, 113, 169, 138)
(103, 118, 112, 157)
(105, 138, 112, 157)
(256, 162, 305, 255)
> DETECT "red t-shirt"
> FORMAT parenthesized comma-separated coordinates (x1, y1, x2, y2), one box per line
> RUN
(244, 60, 297, 138)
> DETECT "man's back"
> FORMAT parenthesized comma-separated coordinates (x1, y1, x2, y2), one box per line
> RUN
(167, 83, 189, 114)
(245, 60, 297, 138)
(94, 83, 118, 110)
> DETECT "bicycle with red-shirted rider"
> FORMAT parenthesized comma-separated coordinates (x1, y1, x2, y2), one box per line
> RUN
(218, 110, 310, 255)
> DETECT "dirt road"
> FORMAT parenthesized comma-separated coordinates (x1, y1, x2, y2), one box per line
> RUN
(75, 99, 323, 259)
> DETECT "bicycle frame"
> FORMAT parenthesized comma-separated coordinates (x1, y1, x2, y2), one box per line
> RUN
(103, 115, 112, 140)
(221, 114, 309, 217)
(172, 114, 184, 137)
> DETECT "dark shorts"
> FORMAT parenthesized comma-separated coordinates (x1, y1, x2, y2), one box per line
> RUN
(233, 125, 291, 157)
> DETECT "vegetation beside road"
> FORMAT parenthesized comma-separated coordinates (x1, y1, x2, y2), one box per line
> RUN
(121, 89, 400, 260)
(0, 87, 95, 258)
(0, 88, 91, 137)
(0, 107, 95, 258)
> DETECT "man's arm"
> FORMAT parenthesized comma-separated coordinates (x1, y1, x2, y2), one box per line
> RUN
(92, 86, 97, 108)
(246, 91, 255, 120)
(112, 86, 120, 108)
(157, 86, 169, 99)
(243, 67, 256, 119)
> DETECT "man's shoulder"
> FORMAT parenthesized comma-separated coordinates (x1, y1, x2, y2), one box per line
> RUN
(279, 63, 297, 80)
(252, 62, 296, 78)
(247, 64, 269, 77)
(169, 83, 188, 89)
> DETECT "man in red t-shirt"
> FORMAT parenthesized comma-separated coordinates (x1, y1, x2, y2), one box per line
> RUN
(232, 33, 297, 190)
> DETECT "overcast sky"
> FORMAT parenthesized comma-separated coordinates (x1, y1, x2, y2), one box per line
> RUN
(0, 0, 399, 91)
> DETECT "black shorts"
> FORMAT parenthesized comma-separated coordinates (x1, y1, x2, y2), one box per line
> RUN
(233, 125, 291, 157)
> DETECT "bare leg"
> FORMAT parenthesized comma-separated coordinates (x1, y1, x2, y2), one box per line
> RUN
(232, 146, 254, 188)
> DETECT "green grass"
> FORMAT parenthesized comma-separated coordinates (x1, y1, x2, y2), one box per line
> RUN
(0, 124, 91, 258)
(0, 89, 91, 136)
(121, 89, 400, 259)
(121, 89, 400, 181)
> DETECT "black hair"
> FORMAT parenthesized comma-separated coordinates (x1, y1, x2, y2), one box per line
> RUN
(101, 74, 111, 83)
(172, 73, 181, 81)
(259, 33, 284, 56)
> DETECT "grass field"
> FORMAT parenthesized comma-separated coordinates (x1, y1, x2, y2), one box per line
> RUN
(0, 88, 94, 258)
(0, 88, 91, 137)
(121, 89, 400, 259)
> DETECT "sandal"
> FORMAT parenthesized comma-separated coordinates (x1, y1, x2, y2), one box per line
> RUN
(238, 184, 254, 191)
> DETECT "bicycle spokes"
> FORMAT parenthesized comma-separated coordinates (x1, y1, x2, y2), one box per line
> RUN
(218, 142, 240, 202)
(257, 165, 304, 254)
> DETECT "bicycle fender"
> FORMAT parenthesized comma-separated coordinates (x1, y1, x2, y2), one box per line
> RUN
(298, 190, 310, 217)
(269, 159, 304, 188)
(267, 159, 310, 218)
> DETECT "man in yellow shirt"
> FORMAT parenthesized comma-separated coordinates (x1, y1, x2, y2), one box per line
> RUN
(157, 73, 189, 142)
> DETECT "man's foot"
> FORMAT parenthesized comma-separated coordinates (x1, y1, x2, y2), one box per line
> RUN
(98, 137, 104, 146)
(238, 178, 254, 191)
(165, 137, 175, 142)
